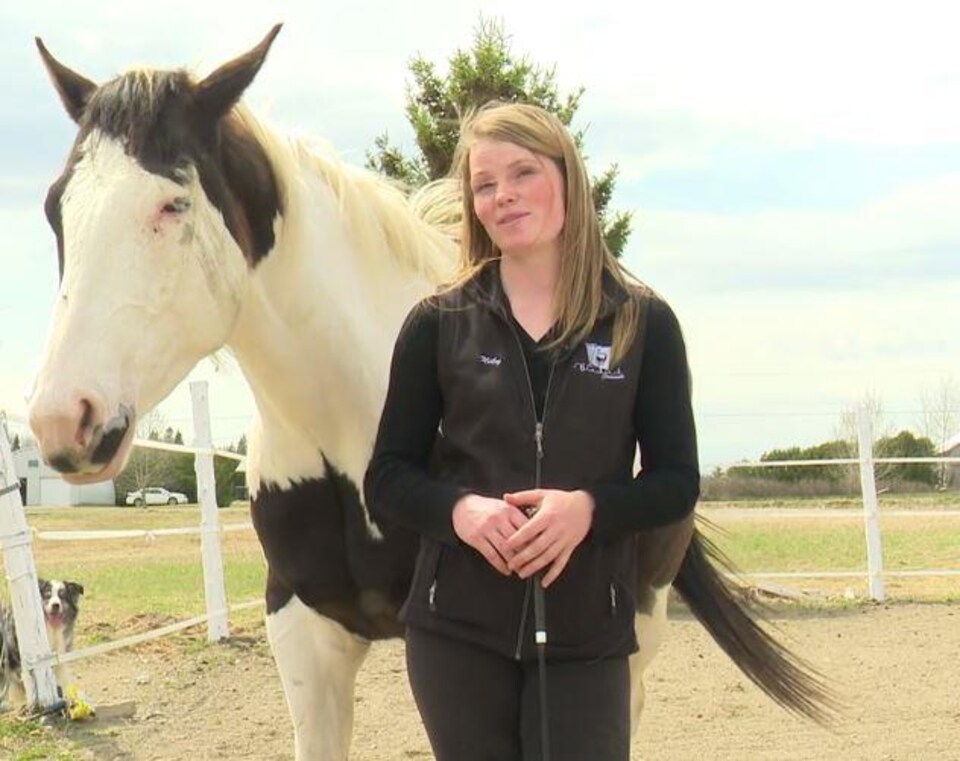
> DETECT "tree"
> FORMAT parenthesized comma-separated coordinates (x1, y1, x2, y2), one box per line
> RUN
(875, 431, 937, 487)
(835, 391, 890, 450)
(366, 16, 632, 257)
(115, 410, 174, 502)
(235, 434, 247, 456)
(10, 433, 20, 451)
(918, 376, 960, 489)
(738, 439, 853, 483)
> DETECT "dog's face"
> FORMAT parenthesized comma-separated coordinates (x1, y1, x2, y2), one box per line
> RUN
(38, 579, 84, 630)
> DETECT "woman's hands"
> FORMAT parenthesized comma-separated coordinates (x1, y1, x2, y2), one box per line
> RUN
(503, 489, 595, 587)
(452, 494, 529, 575)
(451, 489, 595, 587)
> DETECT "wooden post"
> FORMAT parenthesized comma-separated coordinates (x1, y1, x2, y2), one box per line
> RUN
(856, 407, 886, 602)
(190, 383, 229, 642)
(0, 415, 62, 709)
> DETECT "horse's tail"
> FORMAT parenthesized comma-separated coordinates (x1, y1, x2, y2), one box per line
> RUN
(671, 528, 840, 725)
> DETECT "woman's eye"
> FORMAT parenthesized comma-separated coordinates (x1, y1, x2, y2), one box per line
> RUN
(473, 183, 494, 194)
(161, 197, 191, 214)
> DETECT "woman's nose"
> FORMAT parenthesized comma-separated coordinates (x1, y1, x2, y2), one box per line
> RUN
(495, 183, 517, 205)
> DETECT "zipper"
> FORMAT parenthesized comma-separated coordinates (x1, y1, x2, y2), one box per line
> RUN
(504, 318, 556, 659)
(610, 583, 617, 615)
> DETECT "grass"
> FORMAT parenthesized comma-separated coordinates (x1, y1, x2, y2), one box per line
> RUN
(700, 493, 960, 601)
(8, 504, 267, 645)
(0, 715, 84, 760)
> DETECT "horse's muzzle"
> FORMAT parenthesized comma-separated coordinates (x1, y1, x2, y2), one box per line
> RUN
(30, 399, 135, 482)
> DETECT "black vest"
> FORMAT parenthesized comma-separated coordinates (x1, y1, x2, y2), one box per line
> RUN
(401, 266, 652, 661)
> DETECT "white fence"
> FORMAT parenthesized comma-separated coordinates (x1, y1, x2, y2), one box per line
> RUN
(2, 401, 958, 712)
(722, 407, 960, 601)
(0, 382, 256, 712)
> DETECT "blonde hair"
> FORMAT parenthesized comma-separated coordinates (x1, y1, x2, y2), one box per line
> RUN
(448, 101, 641, 363)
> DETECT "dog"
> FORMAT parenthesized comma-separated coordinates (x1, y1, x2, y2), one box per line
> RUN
(0, 578, 84, 709)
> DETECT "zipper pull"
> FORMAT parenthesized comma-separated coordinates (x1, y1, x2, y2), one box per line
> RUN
(610, 583, 617, 615)
(535, 422, 544, 460)
(428, 580, 437, 612)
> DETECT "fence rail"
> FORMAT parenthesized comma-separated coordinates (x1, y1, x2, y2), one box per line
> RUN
(720, 407, 959, 599)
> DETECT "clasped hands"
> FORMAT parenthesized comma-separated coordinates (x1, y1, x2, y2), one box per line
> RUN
(451, 489, 595, 587)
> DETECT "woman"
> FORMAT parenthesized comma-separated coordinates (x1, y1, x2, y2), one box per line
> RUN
(364, 102, 699, 761)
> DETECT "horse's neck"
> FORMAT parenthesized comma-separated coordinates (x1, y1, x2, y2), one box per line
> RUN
(227, 165, 437, 492)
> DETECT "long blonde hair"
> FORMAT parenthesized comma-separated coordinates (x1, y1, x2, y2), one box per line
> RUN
(448, 102, 641, 363)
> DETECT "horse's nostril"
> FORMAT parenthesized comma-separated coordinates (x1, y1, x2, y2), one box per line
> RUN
(91, 407, 131, 466)
(49, 453, 78, 473)
(76, 398, 95, 447)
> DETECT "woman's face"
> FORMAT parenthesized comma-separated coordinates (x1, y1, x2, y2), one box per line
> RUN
(468, 138, 565, 260)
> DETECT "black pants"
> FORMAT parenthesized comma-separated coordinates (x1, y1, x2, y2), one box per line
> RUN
(405, 626, 630, 761)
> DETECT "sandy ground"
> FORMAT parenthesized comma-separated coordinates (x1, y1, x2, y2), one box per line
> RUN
(50, 602, 960, 760)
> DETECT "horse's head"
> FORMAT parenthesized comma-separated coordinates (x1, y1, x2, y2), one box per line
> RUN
(28, 26, 284, 482)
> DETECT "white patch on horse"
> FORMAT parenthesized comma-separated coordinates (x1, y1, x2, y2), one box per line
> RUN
(628, 585, 671, 733)
(227, 122, 453, 535)
(34, 131, 248, 451)
(266, 596, 369, 761)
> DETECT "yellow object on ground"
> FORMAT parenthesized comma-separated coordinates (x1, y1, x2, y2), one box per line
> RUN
(64, 685, 95, 721)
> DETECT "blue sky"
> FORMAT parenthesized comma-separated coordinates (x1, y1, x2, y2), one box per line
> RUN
(1, 0, 958, 469)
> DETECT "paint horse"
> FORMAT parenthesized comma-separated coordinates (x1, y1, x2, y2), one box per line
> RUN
(28, 26, 832, 760)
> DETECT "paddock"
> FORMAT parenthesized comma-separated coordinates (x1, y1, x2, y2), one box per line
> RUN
(2, 486, 958, 758)
(44, 601, 958, 760)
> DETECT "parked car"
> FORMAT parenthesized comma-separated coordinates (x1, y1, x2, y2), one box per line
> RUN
(125, 487, 189, 506)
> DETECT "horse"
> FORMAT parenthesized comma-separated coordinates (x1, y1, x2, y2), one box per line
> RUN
(27, 25, 833, 760)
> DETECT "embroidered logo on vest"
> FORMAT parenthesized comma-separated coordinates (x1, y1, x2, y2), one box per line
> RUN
(574, 343, 625, 380)
(479, 354, 503, 366)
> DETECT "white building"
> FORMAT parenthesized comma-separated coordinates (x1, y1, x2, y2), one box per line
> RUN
(938, 432, 960, 489)
(11, 444, 116, 506)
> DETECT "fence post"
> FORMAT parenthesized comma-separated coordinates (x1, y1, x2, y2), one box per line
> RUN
(0, 415, 62, 710)
(856, 407, 886, 602)
(190, 383, 229, 642)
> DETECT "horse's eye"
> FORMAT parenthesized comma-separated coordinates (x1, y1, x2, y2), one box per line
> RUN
(161, 197, 191, 215)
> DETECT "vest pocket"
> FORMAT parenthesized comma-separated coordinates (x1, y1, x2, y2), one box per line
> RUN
(409, 540, 443, 614)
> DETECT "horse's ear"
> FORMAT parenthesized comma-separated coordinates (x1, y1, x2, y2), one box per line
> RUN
(195, 24, 282, 122)
(36, 38, 97, 123)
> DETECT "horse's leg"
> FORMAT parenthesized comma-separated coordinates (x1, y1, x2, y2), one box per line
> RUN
(628, 585, 671, 735)
(267, 595, 370, 761)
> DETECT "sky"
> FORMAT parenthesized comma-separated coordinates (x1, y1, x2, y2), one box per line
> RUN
(1, 0, 958, 470)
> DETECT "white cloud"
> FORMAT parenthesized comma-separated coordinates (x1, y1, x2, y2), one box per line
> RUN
(624, 173, 960, 292)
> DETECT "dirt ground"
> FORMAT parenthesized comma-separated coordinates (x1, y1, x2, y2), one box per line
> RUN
(50, 602, 960, 760)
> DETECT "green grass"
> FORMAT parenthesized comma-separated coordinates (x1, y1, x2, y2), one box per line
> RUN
(699, 498, 960, 601)
(4, 504, 267, 645)
(0, 715, 84, 760)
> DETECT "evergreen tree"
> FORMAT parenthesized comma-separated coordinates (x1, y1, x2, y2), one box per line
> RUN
(367, 17, 632, 257)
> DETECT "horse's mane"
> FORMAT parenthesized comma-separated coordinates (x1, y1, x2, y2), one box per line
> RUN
(232, 106, 460, 284)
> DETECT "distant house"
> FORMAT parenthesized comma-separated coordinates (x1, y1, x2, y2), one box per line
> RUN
(939, 432, 960, 488)
(234, 457, 249, 501)
(10, 444, 116, 506)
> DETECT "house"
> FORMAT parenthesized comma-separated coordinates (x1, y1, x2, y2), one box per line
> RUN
(938, 432, 960, 489)
(10, 443, 116, 506)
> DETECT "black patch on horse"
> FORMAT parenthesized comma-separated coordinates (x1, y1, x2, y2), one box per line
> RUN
(251, 459, 419, 640)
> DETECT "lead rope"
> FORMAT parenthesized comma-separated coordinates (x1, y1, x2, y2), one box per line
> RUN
(533, 572, 550, 761)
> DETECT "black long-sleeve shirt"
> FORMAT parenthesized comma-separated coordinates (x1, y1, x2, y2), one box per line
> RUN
(365, 295, 700, 543)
